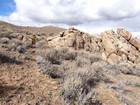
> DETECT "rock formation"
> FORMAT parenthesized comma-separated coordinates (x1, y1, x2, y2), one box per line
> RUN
(46, 28, 140, 64)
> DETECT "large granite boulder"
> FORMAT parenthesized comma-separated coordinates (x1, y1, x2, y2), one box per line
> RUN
(46, 27, 140, 64)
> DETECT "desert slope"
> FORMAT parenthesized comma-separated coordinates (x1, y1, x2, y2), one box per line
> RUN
(0, 21, 140, 105)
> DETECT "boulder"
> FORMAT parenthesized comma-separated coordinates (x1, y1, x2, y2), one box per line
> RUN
(101, 30, 117, 57)
(107, 53, 121, 64)
(45, 28, 140, 64)
(129, 37, 140, 51)
(47, 28, 94, 50)
(117, 28, 132, 41)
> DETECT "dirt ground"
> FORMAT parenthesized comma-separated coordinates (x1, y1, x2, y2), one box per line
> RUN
(0, 48, 62, 105)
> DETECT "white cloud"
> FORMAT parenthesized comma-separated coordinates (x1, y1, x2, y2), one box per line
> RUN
(1, 0, 140, 35)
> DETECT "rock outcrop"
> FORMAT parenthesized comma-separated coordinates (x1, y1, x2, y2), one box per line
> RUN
(47, 28, 103, 52)
(46, 28, 140, 64)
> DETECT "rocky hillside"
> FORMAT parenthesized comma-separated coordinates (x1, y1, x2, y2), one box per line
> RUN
(38, 27, 140, 105)
(0, 21, 140, 105)
(46, 28, 140, 64)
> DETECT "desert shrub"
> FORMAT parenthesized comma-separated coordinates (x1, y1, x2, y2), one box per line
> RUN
(36, 48, 77, 78)
(91, 61, 108, 68)
(24, 41, 32, 49)
(89, 54, 102, 64)
(135, 83, 140, 88)
(77, 51, 103, 63)
(118, 64, 140, 76)
(7, 39, 26, 53)
(63, 51, 77, 60)
(0, 37, 26, 52)
(106, 83, 130, 93)
(0, 54, 22, 64)
(104, 64, 121, 76)
(36, 55, 63, 78)
(6, 43, 17, 51)
(0, 31, 13, 38)
(36, 48, 62, 64)
(77, 51, 91, 59)
(36, 47, 49, 57)
(116, 93, 135, 105)
(16, 45, 26, 53)
(76, 57, 91, 67)
(35, 39, 46, 48)
(46, 48, 63, 64)
(12, 38, 22, 44)
(103, 63, 140, 77)
(59, 47, 69, 53)
(61, 62, 77, 72)
(58, 48, 77, 60)
(0, 37, 10, 44)
(75, 52, 104, 68)
(61, 66, 103, 105)
(37, 48, 77, 65)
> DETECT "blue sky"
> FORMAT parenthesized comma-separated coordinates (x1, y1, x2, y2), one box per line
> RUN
(0, 0, 16, 16)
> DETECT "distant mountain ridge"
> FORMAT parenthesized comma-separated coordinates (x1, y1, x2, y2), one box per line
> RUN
(0, 21, 66, 35)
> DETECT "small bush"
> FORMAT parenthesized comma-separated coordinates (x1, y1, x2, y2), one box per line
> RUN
(59, 47, 69, 53)
(106, 83, 130, 93)
(35, 39, 46, 48)
(118, 64, 140, 76)
(76, 57, 91, 67)
(0, 54, 22, 64)
(36, 48, 62, 65)
(61, 66, 103, 105)
(135, 83, 140, 88)
(37, 48, 77, 65)
(0, 31, 13, 39)
(116, 93, 135, 105)
(77, 51, 103, 64)
(36, 55, 63, 78)
(0, 37, 10, 44)
(47, 49, 62, 64)
(36, 48, 78, 79)
(77, 51, 91, 59)
(104, 64, 121, 76)
(16, 45, 26, 53)
(24, 41, 32, 49)
(89, 55, 102, 64)
(63, 51, 77, 60)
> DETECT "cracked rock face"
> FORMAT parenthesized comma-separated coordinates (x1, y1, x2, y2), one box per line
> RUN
(46, 28, 140, 64)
